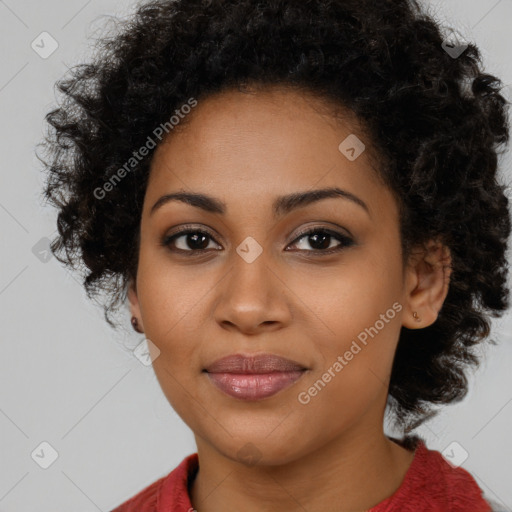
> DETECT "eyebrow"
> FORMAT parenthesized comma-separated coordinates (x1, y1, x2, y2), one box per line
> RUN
(149, 187, 370, 218)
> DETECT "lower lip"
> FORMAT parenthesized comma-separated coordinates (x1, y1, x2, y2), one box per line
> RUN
(206, 371, 306, 400)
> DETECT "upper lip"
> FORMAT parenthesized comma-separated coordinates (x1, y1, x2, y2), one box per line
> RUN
(204, 353, 307, 374)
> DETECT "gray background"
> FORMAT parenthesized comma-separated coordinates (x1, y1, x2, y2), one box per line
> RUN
(1, 0, 511, 510)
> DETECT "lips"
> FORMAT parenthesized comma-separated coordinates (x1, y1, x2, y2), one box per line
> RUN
(205, 353, 307, 373)
(204, 353, 308, 400)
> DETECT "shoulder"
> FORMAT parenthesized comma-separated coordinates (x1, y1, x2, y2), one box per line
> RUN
(383, 435, 494, 512)
(110, 453, 198, 512)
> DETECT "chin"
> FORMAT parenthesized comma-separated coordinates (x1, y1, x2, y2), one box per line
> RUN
(204, 427, 311, 467)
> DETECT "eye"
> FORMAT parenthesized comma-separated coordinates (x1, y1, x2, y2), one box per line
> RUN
(287, 227, 354, 255)
(161, 227, 220, 253)
(161, 225, 354, 256)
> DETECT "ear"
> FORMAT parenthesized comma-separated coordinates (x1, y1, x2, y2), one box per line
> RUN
(127, 277, 145, 332)
(402, 239, 452, 329)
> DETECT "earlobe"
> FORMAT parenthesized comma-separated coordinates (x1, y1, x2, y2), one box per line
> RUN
(402, 240, 452, 329)
(412, 311, 422, 323)
(127, 278, 145, 333)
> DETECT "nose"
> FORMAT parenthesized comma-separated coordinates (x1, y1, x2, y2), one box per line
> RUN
(213, 252, 292, 335)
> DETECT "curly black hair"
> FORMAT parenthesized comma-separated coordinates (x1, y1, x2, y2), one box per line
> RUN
(38, 0, 511, 431)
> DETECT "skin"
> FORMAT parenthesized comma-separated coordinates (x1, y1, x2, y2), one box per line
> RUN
(128, 85, 452, 512)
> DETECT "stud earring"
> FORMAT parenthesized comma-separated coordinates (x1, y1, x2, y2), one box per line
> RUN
(413, 311, 421, 322)
(131, 316, 143, 333)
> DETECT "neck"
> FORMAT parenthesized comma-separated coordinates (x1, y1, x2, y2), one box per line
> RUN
(190, 425, 415, 512)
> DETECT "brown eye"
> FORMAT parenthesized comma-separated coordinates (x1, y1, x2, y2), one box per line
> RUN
(161, 226, 354, 257)
(288, 228, 354, 254)
(162, 229, 220, 253)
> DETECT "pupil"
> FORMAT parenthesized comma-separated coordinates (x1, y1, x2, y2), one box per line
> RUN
(310, 233, 330, 249)
(188, 233, 209, 250)
(183, 232, 333, 251)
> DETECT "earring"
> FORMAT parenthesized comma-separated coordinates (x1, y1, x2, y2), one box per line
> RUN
(413, 311, 421, 322)
(131, 316, 143, 333)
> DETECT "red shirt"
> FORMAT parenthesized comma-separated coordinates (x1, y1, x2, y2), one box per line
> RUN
(111, 437, 492, 511)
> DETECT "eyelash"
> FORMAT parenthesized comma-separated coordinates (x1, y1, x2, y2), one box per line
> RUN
(160, 225, 354, 256)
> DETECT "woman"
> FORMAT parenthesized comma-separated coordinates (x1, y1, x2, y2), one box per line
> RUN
(39, 0, 511, 510)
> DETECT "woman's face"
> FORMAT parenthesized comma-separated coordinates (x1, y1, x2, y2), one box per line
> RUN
(129, 86, 416, 464)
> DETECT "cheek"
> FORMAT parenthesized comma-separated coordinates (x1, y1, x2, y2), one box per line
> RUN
(138, 266, 204, 424)
(291, 246, 403, 352)
(136, 248, 209, 346)
(294, 305, 402, 442)
(291, 246, 404, 405)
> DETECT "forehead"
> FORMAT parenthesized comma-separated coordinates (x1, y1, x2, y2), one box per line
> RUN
(144, 86, 393, 218)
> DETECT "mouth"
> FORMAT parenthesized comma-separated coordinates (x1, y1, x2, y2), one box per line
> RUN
(203, 353, 308, 401)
